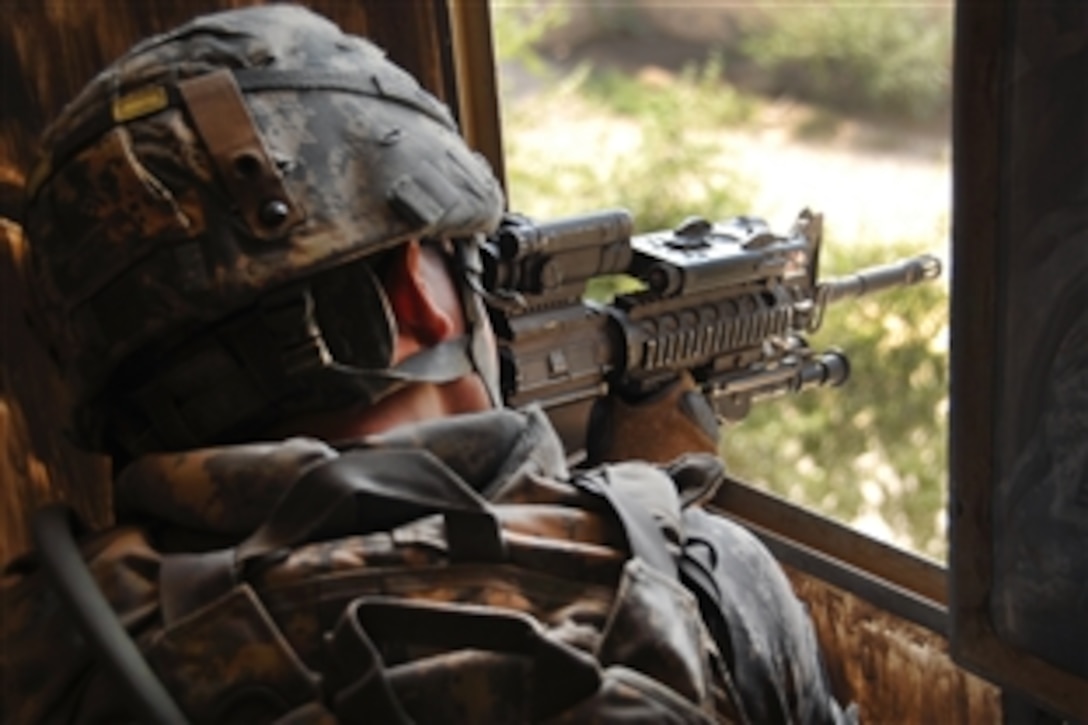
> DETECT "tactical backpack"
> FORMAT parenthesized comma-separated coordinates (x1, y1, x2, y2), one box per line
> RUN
(9, 408, 749, 724)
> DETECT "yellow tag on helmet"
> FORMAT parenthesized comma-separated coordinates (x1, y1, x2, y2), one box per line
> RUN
(112, 85, 168, 123)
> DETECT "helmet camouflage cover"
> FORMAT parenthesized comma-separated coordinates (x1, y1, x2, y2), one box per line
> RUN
(23, 4, 505, 455)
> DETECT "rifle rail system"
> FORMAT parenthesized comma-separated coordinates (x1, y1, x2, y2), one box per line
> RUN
(481, 208, 941, 453)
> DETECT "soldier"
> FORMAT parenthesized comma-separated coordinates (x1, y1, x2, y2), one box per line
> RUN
(1, 5, 852, 724)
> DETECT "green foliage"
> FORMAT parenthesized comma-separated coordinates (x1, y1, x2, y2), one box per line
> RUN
(739, 0, 953, 122)
(503, 58, 754, 231)
(723, 240, 949, 560)
(491, 3, 570, 75)
(580, 54, 754, 128)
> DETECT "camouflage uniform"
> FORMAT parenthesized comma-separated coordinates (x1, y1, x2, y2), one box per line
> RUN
(2, 406, 846, 723)
(4, 6, 850, 723)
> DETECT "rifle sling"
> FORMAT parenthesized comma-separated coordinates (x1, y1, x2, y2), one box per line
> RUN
(31, 504, 189, 725)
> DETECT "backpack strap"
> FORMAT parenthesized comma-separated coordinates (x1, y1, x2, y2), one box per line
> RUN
(678, 510, 750, 724)
(238, 447, 505, 565)
(573, 458, 753, 722)
(159, 446, 507, 623)
(327, 597, 601, 722)
(570, 465, 679, 579)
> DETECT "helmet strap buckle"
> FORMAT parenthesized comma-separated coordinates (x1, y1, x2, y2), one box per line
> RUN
(177, 69, 305, 241)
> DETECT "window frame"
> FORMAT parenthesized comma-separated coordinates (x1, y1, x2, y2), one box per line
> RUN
(950, 1, 1088, 717)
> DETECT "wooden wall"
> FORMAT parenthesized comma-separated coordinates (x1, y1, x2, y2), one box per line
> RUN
(784, 567, 1001, 722)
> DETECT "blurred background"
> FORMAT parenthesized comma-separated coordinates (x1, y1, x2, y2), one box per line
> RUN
(490, 0, 953, 561)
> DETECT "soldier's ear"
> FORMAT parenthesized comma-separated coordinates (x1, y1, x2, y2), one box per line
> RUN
(384, 240, 457, 352)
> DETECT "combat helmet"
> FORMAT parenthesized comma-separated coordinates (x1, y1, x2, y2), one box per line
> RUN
(22, 4, 505, 457)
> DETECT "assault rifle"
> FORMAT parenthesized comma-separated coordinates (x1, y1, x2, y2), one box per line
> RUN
(479, 208, 942, 454)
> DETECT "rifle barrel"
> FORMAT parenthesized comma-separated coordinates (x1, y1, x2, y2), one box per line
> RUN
(821, 254, 941, 303)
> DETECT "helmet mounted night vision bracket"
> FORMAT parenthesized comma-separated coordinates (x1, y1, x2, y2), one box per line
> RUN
(176, 69, 306, 239)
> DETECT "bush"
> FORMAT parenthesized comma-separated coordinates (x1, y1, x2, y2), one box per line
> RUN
(738, 0, 953, 123)
(492, 3, 570, 75)
(502, 58, 754, 230)
(723, 240, 949, 560)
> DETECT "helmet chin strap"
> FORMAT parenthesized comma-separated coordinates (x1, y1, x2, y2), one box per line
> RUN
(452, 237, 504, 408)
(312, 237, 503, 410)
(324, 335, 477, 403)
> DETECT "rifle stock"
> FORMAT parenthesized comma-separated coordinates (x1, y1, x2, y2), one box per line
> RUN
(481, 208, 942, 454)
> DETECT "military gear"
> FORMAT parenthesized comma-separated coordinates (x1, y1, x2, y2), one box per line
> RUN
(2, 407, 848, 724)
(22, 5, 505, 456)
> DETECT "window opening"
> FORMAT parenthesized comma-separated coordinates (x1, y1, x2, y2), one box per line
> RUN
(491, 0, 954, 562)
